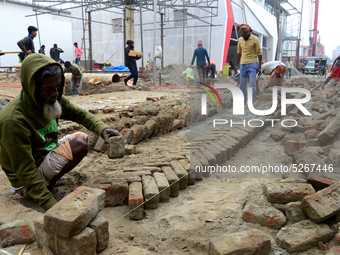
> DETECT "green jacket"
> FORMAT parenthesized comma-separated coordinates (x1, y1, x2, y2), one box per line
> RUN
(0, 54, 108, 211)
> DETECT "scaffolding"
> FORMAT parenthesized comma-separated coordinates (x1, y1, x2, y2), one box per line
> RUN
(12, 0, 220, 75)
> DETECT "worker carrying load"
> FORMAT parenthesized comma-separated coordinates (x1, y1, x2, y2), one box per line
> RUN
(123, 40, 142, 86)
(257, 61, 286, 91)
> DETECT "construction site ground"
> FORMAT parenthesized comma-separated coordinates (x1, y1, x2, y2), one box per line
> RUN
(0, 73, 336, 255)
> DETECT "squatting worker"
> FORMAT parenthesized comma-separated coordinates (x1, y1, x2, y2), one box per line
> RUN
(258, 61, 286, 91)
(0, 53, 122, 211)
(191, 40, 210, 84)
(64, 61, 83, 95)
(124, 40, 141, 86)
(234, 24, 262, 103)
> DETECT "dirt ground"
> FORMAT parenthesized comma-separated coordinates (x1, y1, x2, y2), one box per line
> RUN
(0, 74, 332, 255)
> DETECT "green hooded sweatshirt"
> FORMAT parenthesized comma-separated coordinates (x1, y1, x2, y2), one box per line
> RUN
(0, 53, 108, 211)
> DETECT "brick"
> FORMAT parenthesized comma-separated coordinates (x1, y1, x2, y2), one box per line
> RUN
(170, 160, 188, 190)
(128, 182, 144, 220)
(307, 176, 336, 189)
(91, 181, 128, 207)
(318, 118, 340, 143)
(284, 141, 301, 156)
(162, 166, 180, 197)
(142, 175, 159, 209)
(209, 229, 271, 255)
(107, 136, 125, 159)
(328, 246, 340, 255)
(179, 159, 195, 185)
(92, 137, 107, 152)
(301, 183, 340, 223)
(242, 200, 286, 229)
(34, 217, 56, 253)
(124, 144, 136, 155)
(306, 139, 321, 147)
(215, 140, 233, 160)
(143, 162, 171, 167)
(296, 151, 326, 167)
(304, 129, 320, 140)
(88, 215, 109, 252)
(276, 220, 334, 253)
(153, 172, 170, 203)
(264, 183, 315, 204)
(44, 186, 105, 238)
(188, 154, 203, 180)
(143, 120, 156, 139)
(285, 202, 308, 224)
(202, 143, 223, 164)
(0, 220, 35, 248)
(172, 119, 182, 130)
(130, 125, 145, 144)
(55, 227, 97, 255)
(270, 130, 286, 141)
(120, 128, 134, 144)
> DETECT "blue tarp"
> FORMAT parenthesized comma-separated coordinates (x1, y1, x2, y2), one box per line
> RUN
(105, 65, 130, 71)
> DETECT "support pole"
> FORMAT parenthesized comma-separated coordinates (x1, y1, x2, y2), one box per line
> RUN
(123, 8, 126, 65)
(153, 0, 157, 85)
(182, 5, 185, 64)
(139, 1, 144, 70)
(296, 0, 304, 69)
(81, 3, 87, 70)
(88, 11, 93, 71)
(209, 7, 212, 57)
(35, 12, 41, 49)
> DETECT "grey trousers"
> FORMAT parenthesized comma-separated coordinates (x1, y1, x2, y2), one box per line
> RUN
(196, 65, 206, 84)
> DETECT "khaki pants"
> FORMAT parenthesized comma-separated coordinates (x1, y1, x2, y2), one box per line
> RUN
(196, 65, 206, 84)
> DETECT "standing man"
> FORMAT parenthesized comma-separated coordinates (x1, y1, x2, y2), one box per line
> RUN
(234, 24, 262, 103)
(17, 26, 38, 62)
(74, 42, 83, 65)
(191, 40, 210, 84)
(124, 40, 141, 86)
(286, 57, 294, 78)
(50, 44, 64, 62)
(258, 61, 286, 90)
(64, 61, 83, 95)
(322, 55, 340, 89)
(38, 45, 46, 55)
(0, 53, 121, 211)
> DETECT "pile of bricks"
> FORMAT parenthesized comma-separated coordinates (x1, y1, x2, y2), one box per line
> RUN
(34, 186, 109, 255)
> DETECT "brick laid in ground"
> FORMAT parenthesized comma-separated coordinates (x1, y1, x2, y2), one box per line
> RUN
(179, 159, 195, 185)
(242, 201, 286, 229)
(264, 183, 315, 204)
(128, 182, 144, 220)
(153, 172, 170, 202)
(91, 181, 128, 207)
(55, 227, 97, 255)
(170, 160, 188, 190)
(276, 219, 334, 253)
(44, 186, 105, 238)
(88, 215, 109, 252)
(34, 217, 56, 253)
(300, 183, 340, 223)
(0, 220, 35, 248)
(285, 202, 308, 225)
(209, 229, 271, 255)
(307, 176, 337, 189)
(142, 175, 159, 209)
(162, 166, 180, 197)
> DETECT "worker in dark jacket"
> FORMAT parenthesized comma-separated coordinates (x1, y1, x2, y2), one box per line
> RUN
(17, 26, 38, 62)
(124, 40, 141, 86)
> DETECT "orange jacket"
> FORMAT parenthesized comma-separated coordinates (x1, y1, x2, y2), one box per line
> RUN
(207, 61, 216, 66)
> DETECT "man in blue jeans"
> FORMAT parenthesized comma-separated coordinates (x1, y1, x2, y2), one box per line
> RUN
(64, 61, 83, 95)
(124, 40, 141, 86)
(234, 24, 262, 103)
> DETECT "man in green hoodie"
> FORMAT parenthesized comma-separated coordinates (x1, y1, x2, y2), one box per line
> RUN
(0, 53, 121, 211)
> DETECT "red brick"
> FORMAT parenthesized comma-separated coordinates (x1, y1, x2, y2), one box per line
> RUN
(91, 181, 128, 207)
(284, 141, 301, 156)
(307, 176, 336, 189)
(130, 125, 145, 144)
(328, 246, 340, 255)
(0, 220, 35, 248)
(129, 182, 144, 220)
(170, 160, 188, 190)
(88, 215, 109, 252)
(44, 186, 105, 237)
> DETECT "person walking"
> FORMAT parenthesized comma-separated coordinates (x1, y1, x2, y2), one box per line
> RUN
(124, 40, 141, 86)
(50, 44, 64, 62)
(234, 24, 262, 103)
(38, 45, 46, 55)
(286, 57, 294, 78)
(74, 42, 83, 65)
(64, 61, 83, 95)
(17, 26, 38, 62)
(191, 40, 210, 84)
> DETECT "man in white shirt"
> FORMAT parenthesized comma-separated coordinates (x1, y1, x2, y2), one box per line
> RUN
(258, 61, 286, 90)
(286, 57, 294, 78)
